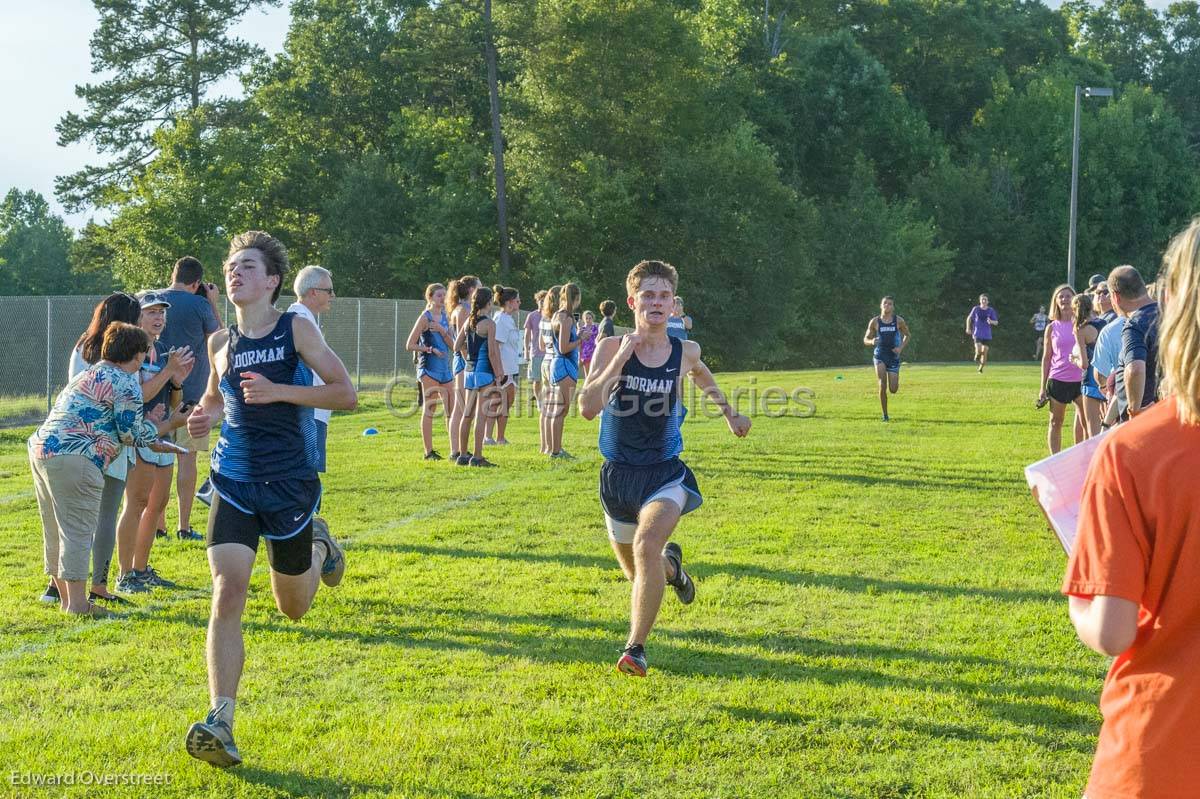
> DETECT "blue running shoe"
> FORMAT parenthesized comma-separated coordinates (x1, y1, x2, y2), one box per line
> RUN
(663, 542, 695, 605)
(185, 703, 241, 768)
(312, 517, 345, 587)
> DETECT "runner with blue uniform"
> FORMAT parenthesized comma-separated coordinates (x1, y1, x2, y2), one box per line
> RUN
(183, 231, 357, 770)
(447, 276, 480, 462)
(863, 296, 911, 422)
(579, 260, 751, 677)
(547, 283, 583, 459)
(406, 283, 456, 460)
(453, 287, 501, 467)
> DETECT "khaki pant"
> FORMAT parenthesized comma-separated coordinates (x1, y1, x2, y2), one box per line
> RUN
(30, 453, 103, 582)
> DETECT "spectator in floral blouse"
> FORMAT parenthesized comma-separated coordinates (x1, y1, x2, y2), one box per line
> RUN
(28, 322, 186, 616)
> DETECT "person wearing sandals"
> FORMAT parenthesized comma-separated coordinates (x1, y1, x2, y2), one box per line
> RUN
(29, 322, 186, 617)
(39, 293, 144, 607)
(406, 283, 455, 460)
(453, 287, 502, 467)
(546, 283, 583, 459)
(447, 275, 481, 462)
(115, 292, 196, 594)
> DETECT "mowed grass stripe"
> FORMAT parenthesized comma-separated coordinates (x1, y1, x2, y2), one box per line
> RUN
(0, 364, 1103, 798)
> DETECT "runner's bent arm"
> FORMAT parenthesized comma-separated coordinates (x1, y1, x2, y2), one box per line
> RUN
(239, 318, 357, 411)
(406, 313, 432, 354)
(683, 341, 750, 437)
(895, 318, 911, 354)
(578, 336, 629, 420)
(862, 318, 879, 347)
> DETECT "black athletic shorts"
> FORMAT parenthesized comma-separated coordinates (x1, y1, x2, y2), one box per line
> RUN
(1046, 378, 1082, 405)
(599, 457, 702, 525)
(973, 337, 992, 346)
(206, 473, 322, 576)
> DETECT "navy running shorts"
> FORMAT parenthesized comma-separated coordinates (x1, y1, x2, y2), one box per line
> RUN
(207, 472, 322, 575)
(599, 458, 702, 526)
(873, 352, 901, 374)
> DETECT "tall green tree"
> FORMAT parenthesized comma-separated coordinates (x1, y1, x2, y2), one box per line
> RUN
(0, 190, 77, 295)
(1062, 0, 1166, 85)
(1157, 1, 1200, 144)
(56, 0, 276, 210)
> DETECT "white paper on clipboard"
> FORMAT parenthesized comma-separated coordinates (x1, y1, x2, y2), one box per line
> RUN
(1024, 430, 1110, 555)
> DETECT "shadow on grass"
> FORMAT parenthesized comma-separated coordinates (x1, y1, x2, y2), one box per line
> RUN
(231, 765, 486, 799)
(352, 540, 1058, 604)
(715, 705, 1095, 754)
(147, 591, 1098, 754)
(147, 593, 1097, 723)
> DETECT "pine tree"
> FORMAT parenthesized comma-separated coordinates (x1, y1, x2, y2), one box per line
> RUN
(55, 0, 276, 211)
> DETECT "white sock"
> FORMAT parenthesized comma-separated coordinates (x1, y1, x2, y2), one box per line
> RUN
(213, 696, 235, 729)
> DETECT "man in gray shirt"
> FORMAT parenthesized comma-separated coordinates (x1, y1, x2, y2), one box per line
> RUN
(158, 256, 222, 540)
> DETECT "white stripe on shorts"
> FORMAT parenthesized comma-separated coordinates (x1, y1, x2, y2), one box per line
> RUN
(605, 482, 688, 544)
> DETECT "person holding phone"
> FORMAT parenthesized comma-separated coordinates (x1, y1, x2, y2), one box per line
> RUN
(159, 256, 222, 541)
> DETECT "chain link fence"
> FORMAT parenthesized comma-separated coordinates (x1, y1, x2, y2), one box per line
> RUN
(0, 295, 445, 428)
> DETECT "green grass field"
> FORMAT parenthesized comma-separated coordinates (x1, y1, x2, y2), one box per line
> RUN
(0, 363, 1104, 798)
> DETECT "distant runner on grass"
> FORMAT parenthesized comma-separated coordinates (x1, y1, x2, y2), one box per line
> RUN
(966, 294, 998, 373)
(863, 296, 910, 422)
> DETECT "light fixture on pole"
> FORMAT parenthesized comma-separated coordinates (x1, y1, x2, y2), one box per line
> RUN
(1067, 86, 1114, 289)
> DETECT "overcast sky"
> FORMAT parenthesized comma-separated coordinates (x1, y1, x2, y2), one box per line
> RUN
(0, 0, 1178, 230)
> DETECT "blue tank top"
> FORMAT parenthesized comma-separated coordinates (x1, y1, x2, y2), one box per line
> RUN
(599, 337, 686, 466)
(874, 315, 900, 356)
(211, 312, 318, 482)
(549, 317, 579, 365)
(139, 340, 173, 412)
(666, 316, 688, 340)
(1083, 317, 1107, 388)
(418, 309, 451, 371)
(466, 323, 492, 374)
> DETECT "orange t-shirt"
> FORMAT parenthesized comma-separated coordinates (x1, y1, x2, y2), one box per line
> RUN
(1063, 398, 1200, 799)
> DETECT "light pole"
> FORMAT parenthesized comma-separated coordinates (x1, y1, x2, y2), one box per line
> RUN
(1067, 85, 1113, 289)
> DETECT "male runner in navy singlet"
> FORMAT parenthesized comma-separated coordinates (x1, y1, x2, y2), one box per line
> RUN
(579, 260, 751, 677)
(183, 231, 357, 767)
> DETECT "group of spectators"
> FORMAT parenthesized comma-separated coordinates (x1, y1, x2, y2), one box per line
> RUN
(1063, 217, 1200, 799)
(408, 279, 695, 465)
(1037, 265, 1159, 454)
(31, 256, 337, 616)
